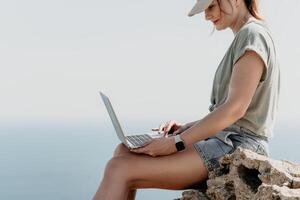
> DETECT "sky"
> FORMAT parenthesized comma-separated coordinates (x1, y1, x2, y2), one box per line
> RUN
(1, 0, 300, 128)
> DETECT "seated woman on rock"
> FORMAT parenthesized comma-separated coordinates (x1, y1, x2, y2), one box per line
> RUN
(93, 0, 280, 199)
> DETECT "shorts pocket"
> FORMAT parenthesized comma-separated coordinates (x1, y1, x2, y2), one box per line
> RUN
(215, 139, 234, 154)
(231, 135, 259, 153)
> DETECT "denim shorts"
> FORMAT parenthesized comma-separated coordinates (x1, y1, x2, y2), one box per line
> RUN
(193, 124, 269, 172)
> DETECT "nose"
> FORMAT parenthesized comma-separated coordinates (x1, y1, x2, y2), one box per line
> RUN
(204, 10, 211, 20)
(205, 10, 212, 21)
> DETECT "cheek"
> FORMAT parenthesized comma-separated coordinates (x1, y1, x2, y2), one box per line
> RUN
(217, 13, 232, 28)
(217, 1, 234, 26)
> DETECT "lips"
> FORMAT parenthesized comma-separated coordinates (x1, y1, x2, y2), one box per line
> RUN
(213, 19, 219, 25)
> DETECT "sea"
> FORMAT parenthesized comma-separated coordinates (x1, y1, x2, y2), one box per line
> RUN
(0, 120, 299, 200)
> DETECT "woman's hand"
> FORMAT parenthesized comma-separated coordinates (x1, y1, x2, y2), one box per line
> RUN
(130, 136, 177, 157)
(152, 120, 186, 137)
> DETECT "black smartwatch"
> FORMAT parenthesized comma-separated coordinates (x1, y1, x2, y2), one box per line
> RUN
(174, 135, 185, 152)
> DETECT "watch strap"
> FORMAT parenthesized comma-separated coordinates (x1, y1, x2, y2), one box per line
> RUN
(174, 134, 182, 143)
(174, 135, 185, 151)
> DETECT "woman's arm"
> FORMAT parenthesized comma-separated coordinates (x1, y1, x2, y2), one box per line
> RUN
(181, 50, 265, 146)
(132, 50, 265, 156)
(185, 120, 200, 128)
(168, 120, 200, 135)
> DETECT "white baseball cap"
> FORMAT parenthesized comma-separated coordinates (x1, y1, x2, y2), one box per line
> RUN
(188, 0, 213, 17)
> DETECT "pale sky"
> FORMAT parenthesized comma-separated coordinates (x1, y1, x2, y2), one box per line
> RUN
(0, 0, 299, 127)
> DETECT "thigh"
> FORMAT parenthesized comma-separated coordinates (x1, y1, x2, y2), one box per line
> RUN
(113, 143, 132, 157)
(118, 146, 208, 190)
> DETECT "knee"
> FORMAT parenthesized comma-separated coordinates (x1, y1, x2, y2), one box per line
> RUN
(104, 156, 132, 180)
(113, 143, 131, 157)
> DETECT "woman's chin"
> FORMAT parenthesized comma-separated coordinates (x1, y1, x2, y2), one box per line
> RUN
(215, 25, 226, 31)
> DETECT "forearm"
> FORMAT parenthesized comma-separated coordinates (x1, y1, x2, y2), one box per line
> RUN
(184, 120, 200, 129)
(180, 103, 244, 146)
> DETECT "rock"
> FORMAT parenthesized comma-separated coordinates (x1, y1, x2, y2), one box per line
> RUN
(174, 190, 210, 200)
(176, 148, 300, 200)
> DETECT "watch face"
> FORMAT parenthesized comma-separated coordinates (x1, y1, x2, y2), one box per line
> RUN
(176, 141, 185, 151)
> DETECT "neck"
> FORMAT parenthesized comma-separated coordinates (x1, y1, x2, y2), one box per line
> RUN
(230, 10, 253, 35)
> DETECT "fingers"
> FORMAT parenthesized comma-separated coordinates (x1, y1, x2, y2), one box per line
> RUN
(130, 140, 151, 154)
(152, 120, 182, 138)
(172, 128, 181, 135)
(130, 147, 144, 154)
(130, 146, 156, 157)
(141, 140, 151, 147)
(173, 125, 185, 135)
(158, 122, 166, 133)
(130, 140, 158, 157)
(151, 123, 167, 136)
(153, 120, 175, 135)
(165, 120, 176, 134)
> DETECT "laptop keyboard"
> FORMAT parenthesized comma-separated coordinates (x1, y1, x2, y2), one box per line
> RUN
(126, 134, 153, 147)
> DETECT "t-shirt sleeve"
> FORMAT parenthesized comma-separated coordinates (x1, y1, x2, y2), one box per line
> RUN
(233, 28, 270, 82)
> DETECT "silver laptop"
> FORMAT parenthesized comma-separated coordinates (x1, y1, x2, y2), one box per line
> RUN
(100, 92, 161, 149)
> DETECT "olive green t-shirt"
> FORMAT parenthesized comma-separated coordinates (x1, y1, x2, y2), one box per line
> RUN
(209, 19, 280, 139)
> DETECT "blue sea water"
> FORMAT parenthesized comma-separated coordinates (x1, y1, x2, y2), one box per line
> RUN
(0, 121, 299, 200)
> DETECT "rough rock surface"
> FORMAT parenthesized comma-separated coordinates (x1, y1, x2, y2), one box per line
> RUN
(175, 148, 300, 200)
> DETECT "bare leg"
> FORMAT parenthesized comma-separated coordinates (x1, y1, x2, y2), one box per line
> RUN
(93, 144, 131, 200)
(92, 143, 208, 200)
(112, 144, 137, 200)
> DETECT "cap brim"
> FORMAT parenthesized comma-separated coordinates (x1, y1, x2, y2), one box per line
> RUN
(188, 0, 213, 17)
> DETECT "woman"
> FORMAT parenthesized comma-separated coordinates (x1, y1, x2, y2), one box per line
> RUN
(93, 0, 280, 199)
